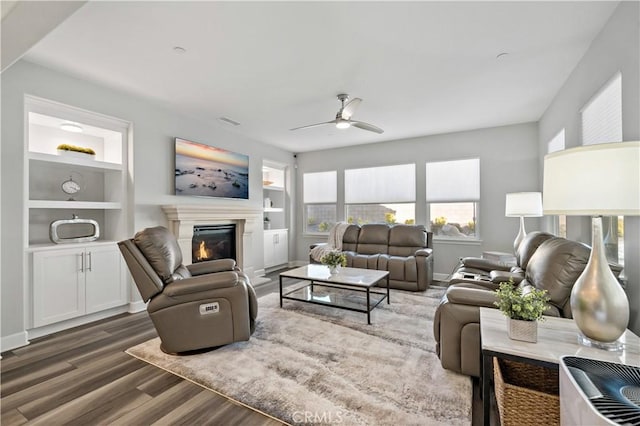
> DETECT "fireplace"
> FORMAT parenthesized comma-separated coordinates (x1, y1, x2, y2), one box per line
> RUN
(192, 224, 236, 263)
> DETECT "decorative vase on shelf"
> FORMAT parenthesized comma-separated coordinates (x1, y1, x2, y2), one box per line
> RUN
(507, 318, 537, 343)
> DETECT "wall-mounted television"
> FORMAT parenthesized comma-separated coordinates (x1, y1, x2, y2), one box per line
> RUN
(175, 138, 249, 199)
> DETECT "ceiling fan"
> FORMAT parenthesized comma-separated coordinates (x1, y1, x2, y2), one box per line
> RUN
(290, 94, 384, 134)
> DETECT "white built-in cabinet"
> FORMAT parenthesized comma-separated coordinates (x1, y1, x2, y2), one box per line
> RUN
(32, 243, 126, 327)
(25, 96, 130, 332)
(264, 229, 289, 269)
(262, 162, 289, 269)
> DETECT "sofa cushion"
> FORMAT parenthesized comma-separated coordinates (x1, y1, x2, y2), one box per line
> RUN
(388, 224, 427, 257)
(134, 226, 185, 284)
(348, 253, 379, 269)
(516, 231, 555, 270)
(356, 224, 390, 255)
(342, 225, 361, 252)
(523, 237, 590, 317)
(379, 255, 417, 283)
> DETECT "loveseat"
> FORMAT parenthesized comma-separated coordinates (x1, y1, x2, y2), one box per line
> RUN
(311, 224, 433, 291)
(433, 231, 623, 378)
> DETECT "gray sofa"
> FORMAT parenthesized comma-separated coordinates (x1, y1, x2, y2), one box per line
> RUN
(311, 224, 434, 291)
(433, 231, 623, 378)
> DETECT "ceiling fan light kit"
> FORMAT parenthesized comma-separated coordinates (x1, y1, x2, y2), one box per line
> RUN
(290, 94, 384, 134)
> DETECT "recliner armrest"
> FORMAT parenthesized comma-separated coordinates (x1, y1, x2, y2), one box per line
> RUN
(163, 271, 239, 296)
(445, 285, 498, 309)
(461, 257, 511, 272)
(187, 259, 237, 276)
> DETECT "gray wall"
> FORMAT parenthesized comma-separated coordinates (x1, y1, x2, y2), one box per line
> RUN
(295, 122, 541, 277)
(1, 60, 294, 346)
(538, 1, 640, 334)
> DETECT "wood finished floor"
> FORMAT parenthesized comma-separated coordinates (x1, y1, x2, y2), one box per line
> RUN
(1, 270, 491, 425)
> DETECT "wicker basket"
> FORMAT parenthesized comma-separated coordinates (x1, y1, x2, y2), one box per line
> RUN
(493, 358, 560, 426)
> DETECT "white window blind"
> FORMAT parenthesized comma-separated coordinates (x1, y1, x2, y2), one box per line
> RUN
(581, 72, 622, 146)
(547, 129, 565, 153)
(344, 164, 415, 203)
(426, 158, 480, 202)
(303, 171, 336, 203)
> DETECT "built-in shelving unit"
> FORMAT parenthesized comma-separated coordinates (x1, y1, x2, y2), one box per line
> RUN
(262, 161, 288, 269)
(24, 96, 131, 335)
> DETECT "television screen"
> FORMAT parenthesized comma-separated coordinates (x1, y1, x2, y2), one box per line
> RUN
(175, 138, 249, 199)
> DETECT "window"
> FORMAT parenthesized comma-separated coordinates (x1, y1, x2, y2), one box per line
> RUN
(303, 171, 337, 233)
(581, 72, 622, 146)
(547, 129, 566, 237)
(344, 164, 415, 225)
(580, 72, 624, 264)
(426, 158, 479, 238)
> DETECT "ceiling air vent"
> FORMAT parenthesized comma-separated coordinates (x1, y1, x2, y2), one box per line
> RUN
(218, 117, 240, 126)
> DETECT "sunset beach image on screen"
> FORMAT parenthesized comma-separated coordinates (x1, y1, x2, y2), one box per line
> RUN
(175, 138, 249, 199)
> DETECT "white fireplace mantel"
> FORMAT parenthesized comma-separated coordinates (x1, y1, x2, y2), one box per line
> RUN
(162, 204, 263, 279)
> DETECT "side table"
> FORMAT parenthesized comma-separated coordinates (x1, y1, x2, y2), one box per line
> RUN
(480, 307, 640, 426)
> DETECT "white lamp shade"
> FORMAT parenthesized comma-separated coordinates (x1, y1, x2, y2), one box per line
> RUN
(505, 192, 543, 217)
(543, 141, 640, 216)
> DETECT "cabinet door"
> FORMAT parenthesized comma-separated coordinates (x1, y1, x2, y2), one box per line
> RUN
(264, 232, 275, 268)
(274, 230, 289, 266)
(85, 245, 127, 314)
(33, 248, 86, 327)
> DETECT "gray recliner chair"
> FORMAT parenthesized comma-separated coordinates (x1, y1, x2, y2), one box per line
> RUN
(118, 226, 258, 354)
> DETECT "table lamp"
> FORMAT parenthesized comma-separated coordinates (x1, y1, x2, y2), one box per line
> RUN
(505, 192, 543, 253)
(543, 141, 639, 350)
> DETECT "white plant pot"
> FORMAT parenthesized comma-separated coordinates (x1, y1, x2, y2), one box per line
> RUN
(507, 317, 538, 343)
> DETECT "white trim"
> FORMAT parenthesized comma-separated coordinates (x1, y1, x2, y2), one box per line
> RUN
(27, 305, 129, 340)
(128, 300, 147, 313)
(1, 331, 30, 352)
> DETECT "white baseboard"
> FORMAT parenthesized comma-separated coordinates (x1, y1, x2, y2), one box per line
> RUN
(128, 300, 147, 313)
(434, 273, 450, 283)
(28, 305, 129, 340)
(254, 268, 266, 278)
(1, 331, 30, 352)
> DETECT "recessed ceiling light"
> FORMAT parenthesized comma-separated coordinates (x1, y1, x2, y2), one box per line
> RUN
(496, 52, 510, 60)
(173, 46, 186, 54)
(60, 123, 83, 133)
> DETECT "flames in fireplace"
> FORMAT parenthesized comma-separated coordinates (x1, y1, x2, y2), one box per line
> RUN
(192, 224, 236, 263)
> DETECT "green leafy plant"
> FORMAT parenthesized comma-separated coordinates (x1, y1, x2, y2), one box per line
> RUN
(318, 221, 330, 232)
(404, 219, 415, 225)
(384, 212, 397, 224)
(494, 281, 550, 321)
(57, 144, 96, 155)
(434, 216, 447, 226)
(320, 251, 347, 267)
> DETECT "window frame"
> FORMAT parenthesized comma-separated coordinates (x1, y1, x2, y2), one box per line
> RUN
(302, 171, 338, 235)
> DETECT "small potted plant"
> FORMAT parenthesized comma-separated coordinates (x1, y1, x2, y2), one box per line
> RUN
(320, 251, 347, 274)
(494, 281, 550, 342)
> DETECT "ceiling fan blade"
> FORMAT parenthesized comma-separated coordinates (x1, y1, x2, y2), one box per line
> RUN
(340, 97, 362, 119)
(290, 119, 337, 131)
(351, 120, 384, 134)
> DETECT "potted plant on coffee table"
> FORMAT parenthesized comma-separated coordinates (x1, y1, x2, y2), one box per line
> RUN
(320, 251, 347, 274)
(494, 281, 550, 343)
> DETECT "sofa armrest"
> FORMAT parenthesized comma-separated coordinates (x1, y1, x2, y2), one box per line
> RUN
(415, 248, 433, 257)
(445, 284, 498, 309)
(461, 257, 511, 272)
(310, 242, 327, 250)
(163, 271, 239, 296)
(489, 270, 524, 284)
(187, 259, 236, 276)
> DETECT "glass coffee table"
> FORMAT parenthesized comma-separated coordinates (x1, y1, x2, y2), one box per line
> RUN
(279, 264, 390, 324)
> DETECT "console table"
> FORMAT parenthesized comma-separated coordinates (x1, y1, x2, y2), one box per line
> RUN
(480, 307, 640, 426)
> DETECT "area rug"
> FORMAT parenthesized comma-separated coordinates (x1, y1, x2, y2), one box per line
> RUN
(126, 286, 472, 425)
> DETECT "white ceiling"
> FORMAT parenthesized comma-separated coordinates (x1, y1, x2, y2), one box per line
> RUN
(22, 1, 618, 153)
